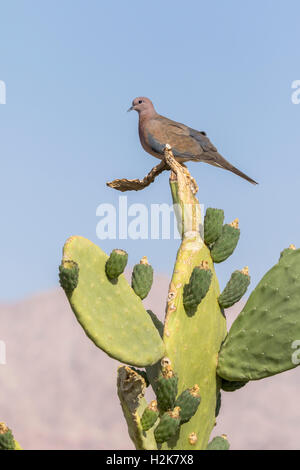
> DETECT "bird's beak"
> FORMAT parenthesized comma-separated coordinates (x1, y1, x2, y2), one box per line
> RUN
(127, 106, 134, 112)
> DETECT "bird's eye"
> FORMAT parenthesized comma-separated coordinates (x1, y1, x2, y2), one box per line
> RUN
(138, 100, 143, 104)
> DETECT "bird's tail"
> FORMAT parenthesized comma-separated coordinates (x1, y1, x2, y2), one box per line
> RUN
(203, 153, 258, 185)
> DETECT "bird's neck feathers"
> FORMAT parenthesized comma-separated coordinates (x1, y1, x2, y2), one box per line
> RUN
(138, 107, 157, 123)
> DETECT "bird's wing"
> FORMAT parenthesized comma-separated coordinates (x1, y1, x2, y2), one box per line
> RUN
(144, 116, 258, 184)
(146, 116, 219, 161)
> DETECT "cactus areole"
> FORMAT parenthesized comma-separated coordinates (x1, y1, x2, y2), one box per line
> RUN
(60, 147, 300, 450)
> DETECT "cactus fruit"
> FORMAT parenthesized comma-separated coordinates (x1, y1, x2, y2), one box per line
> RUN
(155, 365, 178, 412)
(221, 379, 248, 392)
(59, 260, 79, 294)
(61, 236, 165, 367)
(183, 262, 213, 316)
(131, 257, 154, 300)
(204, 208, 224, 245)
(206, 435, 230, 450)
(217, 248, 300, 381)
(210, 219, 240, 263)
(154, 407, 181, 444)
(174, 385, 201, 424)
(218, 267, 250, 309)
(105, 248, 128, 280)
(0, 423, 15, 450)
(141, 401, 159, 431)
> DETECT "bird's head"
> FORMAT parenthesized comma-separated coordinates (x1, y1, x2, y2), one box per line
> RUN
(127, 97, 156, 116)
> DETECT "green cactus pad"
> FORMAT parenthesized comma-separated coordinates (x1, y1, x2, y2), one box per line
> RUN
(219, 267, 250, 309)
(132, 257, 153, 300)
(59, 260, 79, 294)
(221, 379, 248, 392)
(207, 435, 230, 450)
(204, 208, 224, 245)
(174, 385, 201, 424)
(141, 401, 159, 431)
(217, 248, 300, 381)
(0, 423, 15, 450)
(61, 236, 165, 367)
(210, 220, 240, 263)
(154, 407, 181, 444)
(156, 366, 178, 412)
(183, 263, 213, 316)
(105, 248, 128, 280)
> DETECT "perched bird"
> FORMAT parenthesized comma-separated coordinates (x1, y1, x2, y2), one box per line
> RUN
(128, 97, 258, 185)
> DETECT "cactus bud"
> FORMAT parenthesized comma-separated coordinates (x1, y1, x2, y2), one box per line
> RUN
(105, 249, 128, 280)
(175, 384, 201, 424)
(204, 208, 224, 245)
(154, 407, 181, 444)
(59, 260, 79, 295)
(210, 221, 240, 263)
(141, 401, 159, 431)
(155, 366, 178, 412)
(218, 268, 250, 309)
(183, 263, 212, 316)
(207, 435, 230, 450)
(131, 257, 153, 300)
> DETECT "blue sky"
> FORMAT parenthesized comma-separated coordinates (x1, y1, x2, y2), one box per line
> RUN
(0, 0, 300, 300)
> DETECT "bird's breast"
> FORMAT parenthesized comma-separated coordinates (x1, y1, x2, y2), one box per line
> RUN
(138, 120, 163, 160)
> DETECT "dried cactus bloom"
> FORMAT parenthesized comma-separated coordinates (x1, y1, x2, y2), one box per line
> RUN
(230, 218, 239, 229)
(289, 244, 296, 250)
(188, 432, 198, 445)
(241, 266, 249, 276)
(170, 406, 181, 419)
(0, 422, 8, 434)
(199, 260, 210, 270)
(190, 384, 200, 397)
(140, 256, 149, 265)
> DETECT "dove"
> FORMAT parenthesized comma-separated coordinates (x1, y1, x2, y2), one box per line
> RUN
(128, 97, 258, 185)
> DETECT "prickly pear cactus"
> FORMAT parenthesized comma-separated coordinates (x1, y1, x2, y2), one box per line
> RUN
(60, 147, 300, 450)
